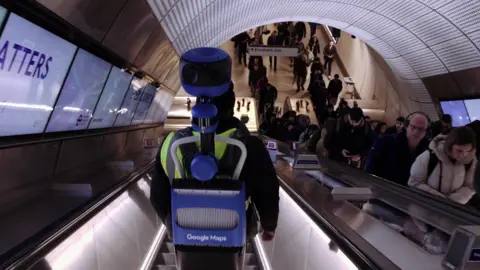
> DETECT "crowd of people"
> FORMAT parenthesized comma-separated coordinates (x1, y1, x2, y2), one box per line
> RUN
(236, 22, 480, 253)
(231, 22, 342, 124)
(263, 98, 480, 253)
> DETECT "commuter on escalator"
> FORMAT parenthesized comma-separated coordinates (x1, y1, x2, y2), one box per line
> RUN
(293, 49, 309, 92)
(260, 80, 278, 121)
(298, 124, 320, 150)
(385, 116, 406, 135)
(371, 122, 387, 143)
(150, 82, 280, 242)
(259, 113, 277, 137)
(309, 76, 328, 119)
(294, 21, 306, 41)
(309, 23, 317, 38)
(248, 38, 264, 71)
(277, 22, 287, 45)
(327, 74, 342, 106)
(408, 127, 476, 204)
(323, 40, 337, 79)
(308, 35, 321, 57)
(248, 58, 267, 98)
(267, 31, 280, 71)
(406, 127, 476, 253)
(335, 99, 350, 117)
(366, 113, 430, 186)
(319, 104, 337, 127)
(324, 107, 372, 168)
(430, 114, 453, 138)
(233, 32, 250, 66)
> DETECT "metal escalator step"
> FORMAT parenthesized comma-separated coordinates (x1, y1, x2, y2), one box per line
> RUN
(246, 242, 254, 253)
(243, 266, 259, 270)
(160, 241, 175, 253)
(155, 253, 176, 266)
(244, 253, 258, 266)
(153, 266, 177, 270)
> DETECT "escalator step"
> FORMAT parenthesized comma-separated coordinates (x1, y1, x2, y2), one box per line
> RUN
(244, 253, 259, 266)
(155, 253, 176, 266)
(246, 242, 254, 253)
(153, 266, 177, 270)
(160, 241, 175, 253)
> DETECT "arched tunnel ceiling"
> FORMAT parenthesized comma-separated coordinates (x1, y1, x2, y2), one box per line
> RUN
(148, 0, 480, 118)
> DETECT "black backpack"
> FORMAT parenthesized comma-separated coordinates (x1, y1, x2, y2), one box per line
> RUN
(426, 149, 473, 177)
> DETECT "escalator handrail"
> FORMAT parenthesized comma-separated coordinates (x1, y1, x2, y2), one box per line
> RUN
(259, 135, 480, 224)
(0, 160, 156, 270)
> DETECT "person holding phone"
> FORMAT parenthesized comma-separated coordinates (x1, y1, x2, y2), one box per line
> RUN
(325, 107, 372, 167)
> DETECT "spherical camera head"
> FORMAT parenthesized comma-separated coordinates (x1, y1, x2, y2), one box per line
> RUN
(180, 47, 232, 98)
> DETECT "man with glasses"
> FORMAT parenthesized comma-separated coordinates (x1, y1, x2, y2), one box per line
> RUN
(366, 113, 430, 186)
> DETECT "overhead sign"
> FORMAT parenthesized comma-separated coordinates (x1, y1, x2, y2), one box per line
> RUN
(248, 45, 299, 57)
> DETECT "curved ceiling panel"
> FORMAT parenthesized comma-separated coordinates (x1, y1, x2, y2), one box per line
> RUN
(134, 26, 171, 75)
(37, 0, 129, 41)
(102, 0, 158, 63)
(147, 0, 480, 120)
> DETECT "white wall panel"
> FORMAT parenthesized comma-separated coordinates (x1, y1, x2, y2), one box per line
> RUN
(438, 0, 480, 34)
(431, 35, 480, 72)
(366, 38, 400, 59)
(375, 0, 431, 25)
(381, 26, 426, 55)
(415, 0, 455, 10)
(354, 12, 401, 37)
(387, 57, 418, 80)
(406, 11, 463, 47)
(330, 0, 386, 10)
(402, 48, 448, 77)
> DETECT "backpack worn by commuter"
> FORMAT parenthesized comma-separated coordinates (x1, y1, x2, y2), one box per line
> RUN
(163, 126, 249, 181)
(426, 149, 473, 179)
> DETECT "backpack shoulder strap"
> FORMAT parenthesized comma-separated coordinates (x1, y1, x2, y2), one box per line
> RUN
(427, 149, 439, 178)
(174, 127, 198, 178)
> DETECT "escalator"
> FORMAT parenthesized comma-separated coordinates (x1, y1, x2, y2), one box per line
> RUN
(6, 133, 479, 270)
(152, 240, 261, 270)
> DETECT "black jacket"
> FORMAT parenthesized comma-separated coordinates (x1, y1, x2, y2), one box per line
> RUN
(325, 116, 372, 162)
(150, 117, 280, 232)
(327, 79, 343, 97)
(267, 35, 280, 46)
(365, 133, 429, 186)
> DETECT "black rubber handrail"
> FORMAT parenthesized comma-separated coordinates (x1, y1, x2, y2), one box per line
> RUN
(0, 160, 155, 269)
(259, 135, 480, 223)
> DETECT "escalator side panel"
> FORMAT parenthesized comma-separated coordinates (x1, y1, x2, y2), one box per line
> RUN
(31, 178, 160, 270)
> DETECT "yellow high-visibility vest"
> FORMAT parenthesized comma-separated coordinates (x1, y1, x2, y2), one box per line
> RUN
(159, 128, 250, 209)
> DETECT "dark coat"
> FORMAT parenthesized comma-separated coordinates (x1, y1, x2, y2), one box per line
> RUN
(365, 133, 429, 186)
(151, 117, 280, 233)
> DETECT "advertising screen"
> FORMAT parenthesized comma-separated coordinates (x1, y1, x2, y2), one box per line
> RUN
(0, 6, 7, 25)
(46, 49, 111, 132)
(0, 13, 77, 136)
(114, 77, 145, 127)
(440, 100, 470, 127)
(88, 67, 132, 129)
(159, 94, 173, 124)
(464, 99, 480, 122)
(131, 84, 156, 125)
(143, 90, 165, 124)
